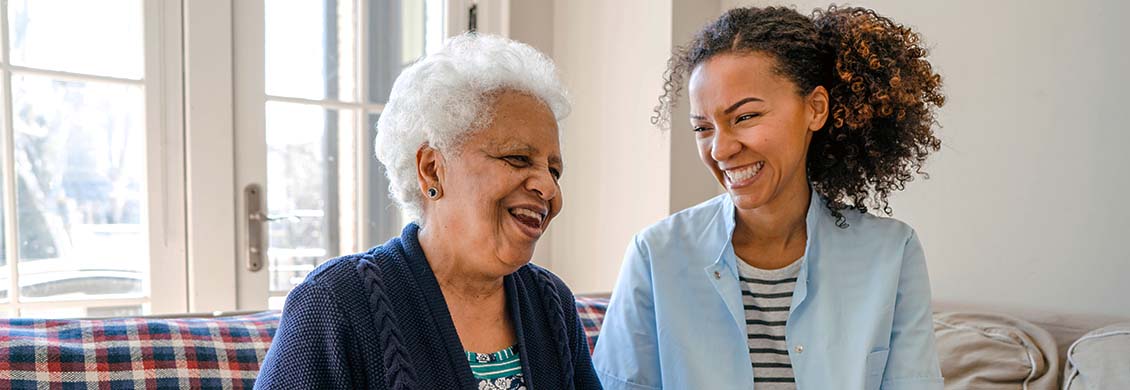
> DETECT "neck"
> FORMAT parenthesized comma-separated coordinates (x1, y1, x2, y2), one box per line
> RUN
(417, 222, 507, 302)
(732, 179, 811, 251)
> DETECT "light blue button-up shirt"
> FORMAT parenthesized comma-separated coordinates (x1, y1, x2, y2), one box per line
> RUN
(593, 191, 943, 390)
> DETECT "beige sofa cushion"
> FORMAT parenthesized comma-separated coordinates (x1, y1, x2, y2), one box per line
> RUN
(1063, 323, 1130, 390)
(933, 312, 1060, 390)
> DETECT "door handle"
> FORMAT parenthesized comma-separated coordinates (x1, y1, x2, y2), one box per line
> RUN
(244, 183, 266, 272)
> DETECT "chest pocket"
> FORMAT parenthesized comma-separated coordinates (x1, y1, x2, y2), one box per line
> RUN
(864, 349, 890, 390)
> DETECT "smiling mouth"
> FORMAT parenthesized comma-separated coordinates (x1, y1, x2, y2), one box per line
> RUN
(723, 161, 764, 187)
(509, 207, 547, 233)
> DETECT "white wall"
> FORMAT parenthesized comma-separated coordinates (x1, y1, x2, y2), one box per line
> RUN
(513, 1, 1130, 317)
(508, 0, 554, 57)
(545, 0, 674, 293)
(508, 0, 725, 294)
(722, 0, 1130, 318)
(669, 0, 726, 212)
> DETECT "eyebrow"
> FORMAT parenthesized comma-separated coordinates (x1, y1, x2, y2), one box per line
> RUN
(487, 141, 564, 168)
(493, 142, 534, 153)
(723, 97, 764, 114)
(689, 96, 765, 121)
(485, 139, 532, 153)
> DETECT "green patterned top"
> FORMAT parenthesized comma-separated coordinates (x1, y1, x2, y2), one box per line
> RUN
(466, 345, 526, 389)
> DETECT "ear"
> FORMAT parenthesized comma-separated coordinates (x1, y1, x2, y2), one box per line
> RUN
(806, 85, 830, 132)
(416, 144, 445, 199)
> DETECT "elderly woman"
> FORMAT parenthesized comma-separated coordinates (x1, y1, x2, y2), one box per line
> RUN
(255, 34, 601, 390)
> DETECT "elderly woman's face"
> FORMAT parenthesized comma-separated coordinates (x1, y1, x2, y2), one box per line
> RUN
(428, 90, 562, 269)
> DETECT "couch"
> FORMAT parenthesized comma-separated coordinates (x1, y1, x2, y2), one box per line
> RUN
(0, 312, 277, 389)
(0, 297, 1125, 389)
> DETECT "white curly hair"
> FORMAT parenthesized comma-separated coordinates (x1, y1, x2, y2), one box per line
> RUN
(374, 33, 570, 222)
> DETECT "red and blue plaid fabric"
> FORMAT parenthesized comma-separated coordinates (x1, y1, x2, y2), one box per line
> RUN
(0, 299, 608, 389)
(0, 312, 280, 390)
(574, 296, 609, 353)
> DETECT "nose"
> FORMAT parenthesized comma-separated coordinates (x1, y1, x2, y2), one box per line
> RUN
(526, 169, 558, 201)
(710, 126, 741, 163)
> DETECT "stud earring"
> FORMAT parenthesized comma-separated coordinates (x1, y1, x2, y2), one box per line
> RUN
(427, 187, 439, 199)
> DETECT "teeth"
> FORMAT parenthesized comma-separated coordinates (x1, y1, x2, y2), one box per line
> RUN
(725, 162, 763, 183)
(511, 208, 545, 224)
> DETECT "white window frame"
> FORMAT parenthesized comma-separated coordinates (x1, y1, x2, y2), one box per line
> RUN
(0, 0, 515, 316)
(183, 0, 238, 313)
(224, 0, 510, 310)
(230, 0, 433, 310)
(0, 0, 188, 316)
(231, 0, 387, 309)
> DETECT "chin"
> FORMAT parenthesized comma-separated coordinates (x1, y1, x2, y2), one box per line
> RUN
(729, 191, 771, 210)
(498, 248, 537, 269)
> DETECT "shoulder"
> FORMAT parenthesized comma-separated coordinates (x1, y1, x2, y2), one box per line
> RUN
(630, 194, 730, 261)
(293, 238, 408, 310)
(307, 253, 366, 283)
(300, 252, 370, 298)
(315, 234, 409, 278)
(811, 207, 923, 278)
(821, 207, 917, 246)
(262, 256, 370, 388)
(273, 254, 370, 337)
(638, 194, 728, 241)
(272, 255, 375, 340)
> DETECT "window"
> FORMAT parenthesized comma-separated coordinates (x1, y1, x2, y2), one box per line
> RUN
(235, 0, 447, 309)
(0, 0, 185, 317)
(1, 0, 477, 316)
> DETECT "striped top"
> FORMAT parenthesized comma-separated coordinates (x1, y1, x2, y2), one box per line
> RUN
(737, 257, 802, 389)
(467, 346, 527, 390)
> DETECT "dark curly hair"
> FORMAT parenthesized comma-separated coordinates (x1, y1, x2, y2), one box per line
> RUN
(656, 6, 945, 226)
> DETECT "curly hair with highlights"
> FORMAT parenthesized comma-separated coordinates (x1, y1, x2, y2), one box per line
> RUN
(656, 6, 944, 226)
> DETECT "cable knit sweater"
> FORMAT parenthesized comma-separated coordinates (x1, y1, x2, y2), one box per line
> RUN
(254, 223, 602, 390)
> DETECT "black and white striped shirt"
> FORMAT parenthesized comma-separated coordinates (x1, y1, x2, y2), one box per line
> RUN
(737, 257, 802, 389)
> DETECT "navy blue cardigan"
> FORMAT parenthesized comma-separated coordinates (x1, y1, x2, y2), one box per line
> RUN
(255, 223, 602, 389)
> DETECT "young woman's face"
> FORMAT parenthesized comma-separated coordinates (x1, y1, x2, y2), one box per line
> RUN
(425, 90, 563, 272)
(688, 52, 827, 211)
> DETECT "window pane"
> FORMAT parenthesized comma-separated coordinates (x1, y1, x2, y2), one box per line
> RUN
(19, 304, 141, 319)
(13, 74, 147, 301)
(8, 0, 143, 79)
(266, 0, 358, 101)
(1, 190, 5, 268)
(85, 304, 143, 318)
(268, 295, 286, 311)
(1, 175, 7, 303)
(367, 0, 443, 103)
(266, 101, 355, 292)
(365, 113, 401, 245)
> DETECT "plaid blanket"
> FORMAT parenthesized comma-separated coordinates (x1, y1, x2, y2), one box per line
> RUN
(0, 312, 279, 389)
(575, 296, 609, 353)
(0, 298, 610, 389)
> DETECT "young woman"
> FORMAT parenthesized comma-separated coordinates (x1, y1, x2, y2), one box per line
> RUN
(593, 6, 945, 390)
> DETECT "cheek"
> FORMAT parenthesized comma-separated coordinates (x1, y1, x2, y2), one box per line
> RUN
(480, 168, 525, 207)
(752, 120, 804, 154)
(781, 123, 813, 158)
(450, 164, 506, 217)
(758, 129, 811, 174)
(696, 137, 715, 165)
(548, 195, 564, 220)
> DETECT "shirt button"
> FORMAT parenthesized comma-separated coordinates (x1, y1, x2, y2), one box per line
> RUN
(794, 344, 804, 354)
(713, 271, 721, 279)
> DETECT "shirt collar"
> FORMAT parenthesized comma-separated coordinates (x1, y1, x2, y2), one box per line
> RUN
(709, 188, 827, 270)
(706, 188, 828, 320)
